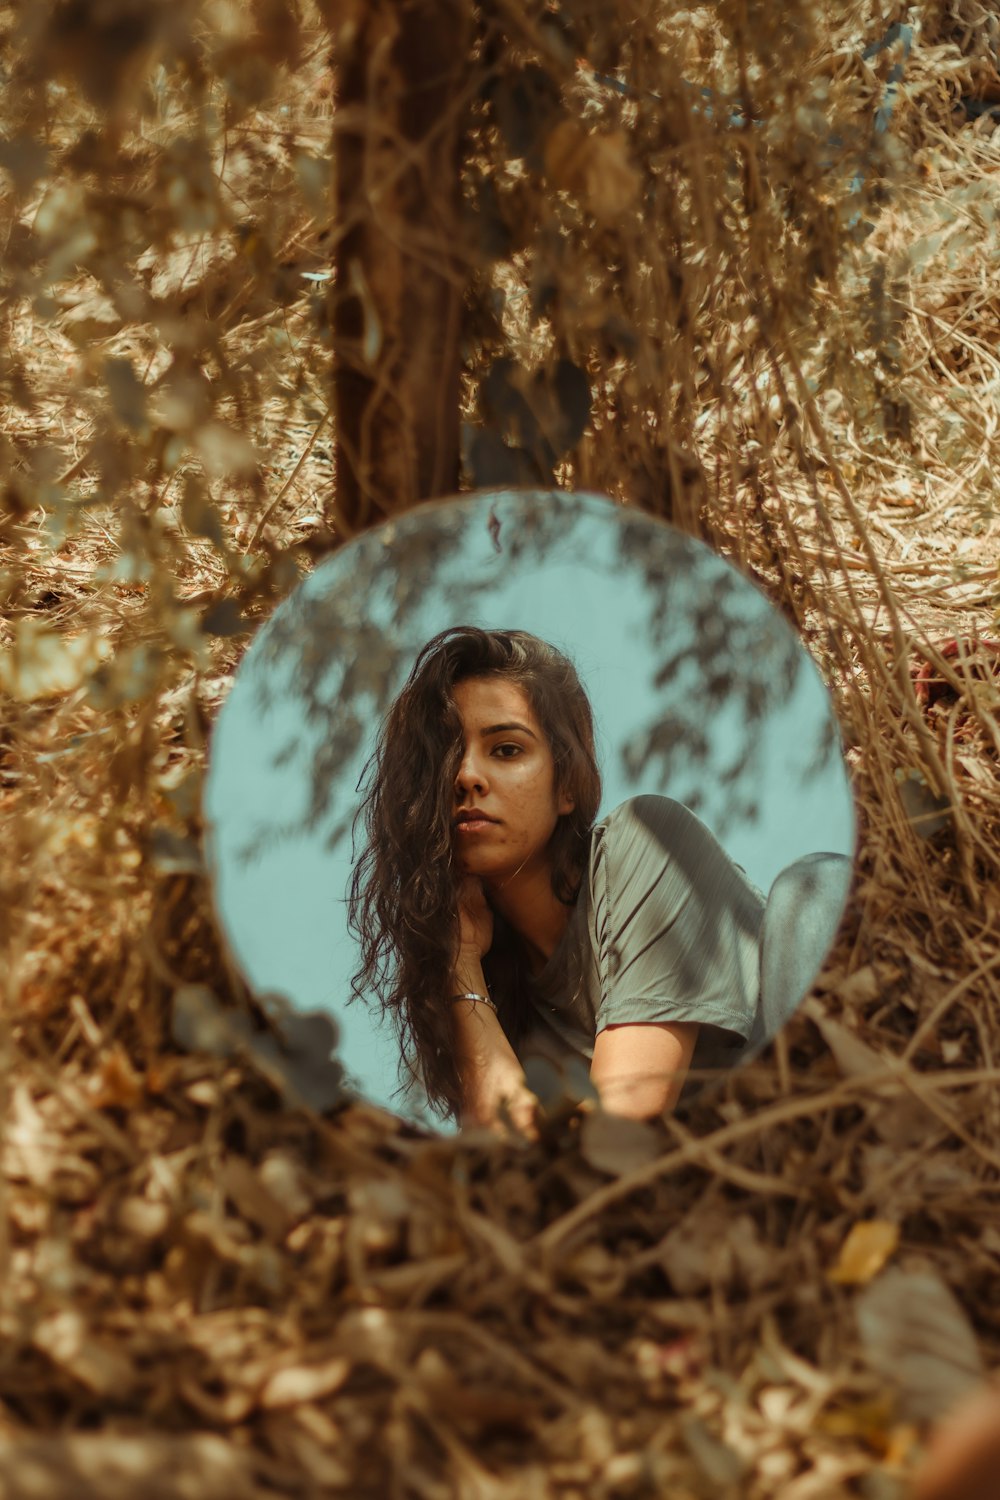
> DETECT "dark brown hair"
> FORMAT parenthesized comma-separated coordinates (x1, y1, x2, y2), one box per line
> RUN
(348, 627, 602, 1119)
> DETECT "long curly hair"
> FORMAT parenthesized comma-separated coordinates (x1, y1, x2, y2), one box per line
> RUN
(348, 627, 602, 1119)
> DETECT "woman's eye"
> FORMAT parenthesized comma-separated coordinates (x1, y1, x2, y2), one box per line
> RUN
(492, 743, 523, 759)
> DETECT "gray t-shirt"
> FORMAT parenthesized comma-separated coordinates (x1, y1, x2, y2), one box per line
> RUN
(516, 795, 767, 1080)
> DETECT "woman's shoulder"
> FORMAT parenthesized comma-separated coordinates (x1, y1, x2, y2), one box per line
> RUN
(596, 795, 706, 846)
(593, 796, 762, 897)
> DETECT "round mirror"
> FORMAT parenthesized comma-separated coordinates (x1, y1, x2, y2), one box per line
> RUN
(204, 491, 855, 1130)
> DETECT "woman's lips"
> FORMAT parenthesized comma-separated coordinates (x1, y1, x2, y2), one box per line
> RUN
(454, 814, 498, 833)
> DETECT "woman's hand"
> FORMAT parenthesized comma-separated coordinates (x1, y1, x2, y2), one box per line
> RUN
(462, 1062, 539, 1138)
(458, 1035, 538, 1138)
(457, 875, 493, 961)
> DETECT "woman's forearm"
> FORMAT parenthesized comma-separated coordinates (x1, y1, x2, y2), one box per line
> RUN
(450, 952, 535, 1130)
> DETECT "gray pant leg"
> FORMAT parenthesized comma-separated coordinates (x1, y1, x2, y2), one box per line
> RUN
(746, 852, 854, 1058)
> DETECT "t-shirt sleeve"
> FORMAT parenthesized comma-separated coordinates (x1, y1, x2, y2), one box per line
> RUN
(590, 796, 764, 1041)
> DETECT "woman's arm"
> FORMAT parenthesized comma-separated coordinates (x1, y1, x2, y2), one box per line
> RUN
(590, 1021, 700, 1119)
(452, 985, 537, 1134)
(452, 882, 537, 1134)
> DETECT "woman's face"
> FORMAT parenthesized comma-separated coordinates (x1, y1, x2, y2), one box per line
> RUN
(451, 675, 574, 886)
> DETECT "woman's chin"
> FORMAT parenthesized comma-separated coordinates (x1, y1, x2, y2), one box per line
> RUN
(456, 848, 491, 876)
(457, 852, 507, 884)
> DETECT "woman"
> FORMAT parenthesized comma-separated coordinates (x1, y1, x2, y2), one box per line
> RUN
(349, 626, 766, 1129)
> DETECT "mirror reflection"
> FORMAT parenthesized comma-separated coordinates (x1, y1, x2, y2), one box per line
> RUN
(204, 491, 855, 1130)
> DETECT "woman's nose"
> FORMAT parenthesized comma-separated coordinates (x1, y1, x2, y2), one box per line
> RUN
(455, 749, 488, 797)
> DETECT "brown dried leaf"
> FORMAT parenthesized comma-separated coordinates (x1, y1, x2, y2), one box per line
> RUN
(855, 1268, 984, 1422)
(0, 1433, 258, 1500)
(33, 1311, 135, 1397)
(220, 1155, 295, 1241)
(582, 130, 641, 224)
(258, 1151, 315, 1222)
(60, 292, 123, 344)
(1, 1084, 98, 1201)
(658, 1209, 735, 1295)
(116, 1196, 171, 1240)
(544, 118, 593, 192)
(259, 1355, 351, 1409)
(833, 963, 904, 1007)
(90, 1045, 144, 1110)
(544, 122, 640, 226)
(193, 421, 259, 478)
(579, 1110, 662, 1176)
(0, 621, 109, 701)
(681, 1413, 748, 1487)
(806, 1003, 887, 1079)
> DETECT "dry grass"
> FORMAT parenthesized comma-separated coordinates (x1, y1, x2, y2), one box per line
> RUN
(1, 1, 1000, 1495)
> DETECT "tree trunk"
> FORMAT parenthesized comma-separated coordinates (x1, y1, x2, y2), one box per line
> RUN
(332, 0, 471, 530)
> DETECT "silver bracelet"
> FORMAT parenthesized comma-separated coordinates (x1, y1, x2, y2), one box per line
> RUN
(451, 991, 497, 1014)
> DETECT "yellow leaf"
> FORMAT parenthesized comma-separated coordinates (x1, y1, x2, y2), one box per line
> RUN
(816, 1395, 895, 1443)
(829, 1220, 900, 1285)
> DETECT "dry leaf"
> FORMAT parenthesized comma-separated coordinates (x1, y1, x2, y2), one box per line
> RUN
(0, 620, 110, 701)
(90, 1045, 144, 1110)
(814, 1394, 895, 1442)
(0, 1083, 99, 1200)
(543, 118, 591, 191)
(193, 421, 259, 478)
(829, 1220, 900, 1285)
(33, 1311, 135, 1397)
(681, 1413, 748, 1487)
(544, 121, 639, 225)
(855, 1268, 984, 1422)
(658, 1209, 736, 1295)
(579, 1110, 662, 1176)
(0, 1434, 257, 1500)
(805, 1003, 887, 1079)
(258, 1151, 315, 1221)
(834, 963, 904, 1007)
(116, 1196, 171, 1240)
(259, 1356, 351, 1408)
(583, 130, 641, 223)
(60, 291, 123, 343)
(895, 769, 953, 839)
(220, 1155, 295, 1241)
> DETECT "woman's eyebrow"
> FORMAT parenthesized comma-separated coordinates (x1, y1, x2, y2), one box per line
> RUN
(480, 722, 538, 739)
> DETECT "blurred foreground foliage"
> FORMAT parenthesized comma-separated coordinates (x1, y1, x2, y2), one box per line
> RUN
(2, 0, 997, 860)
(0, 0, 927, 900)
